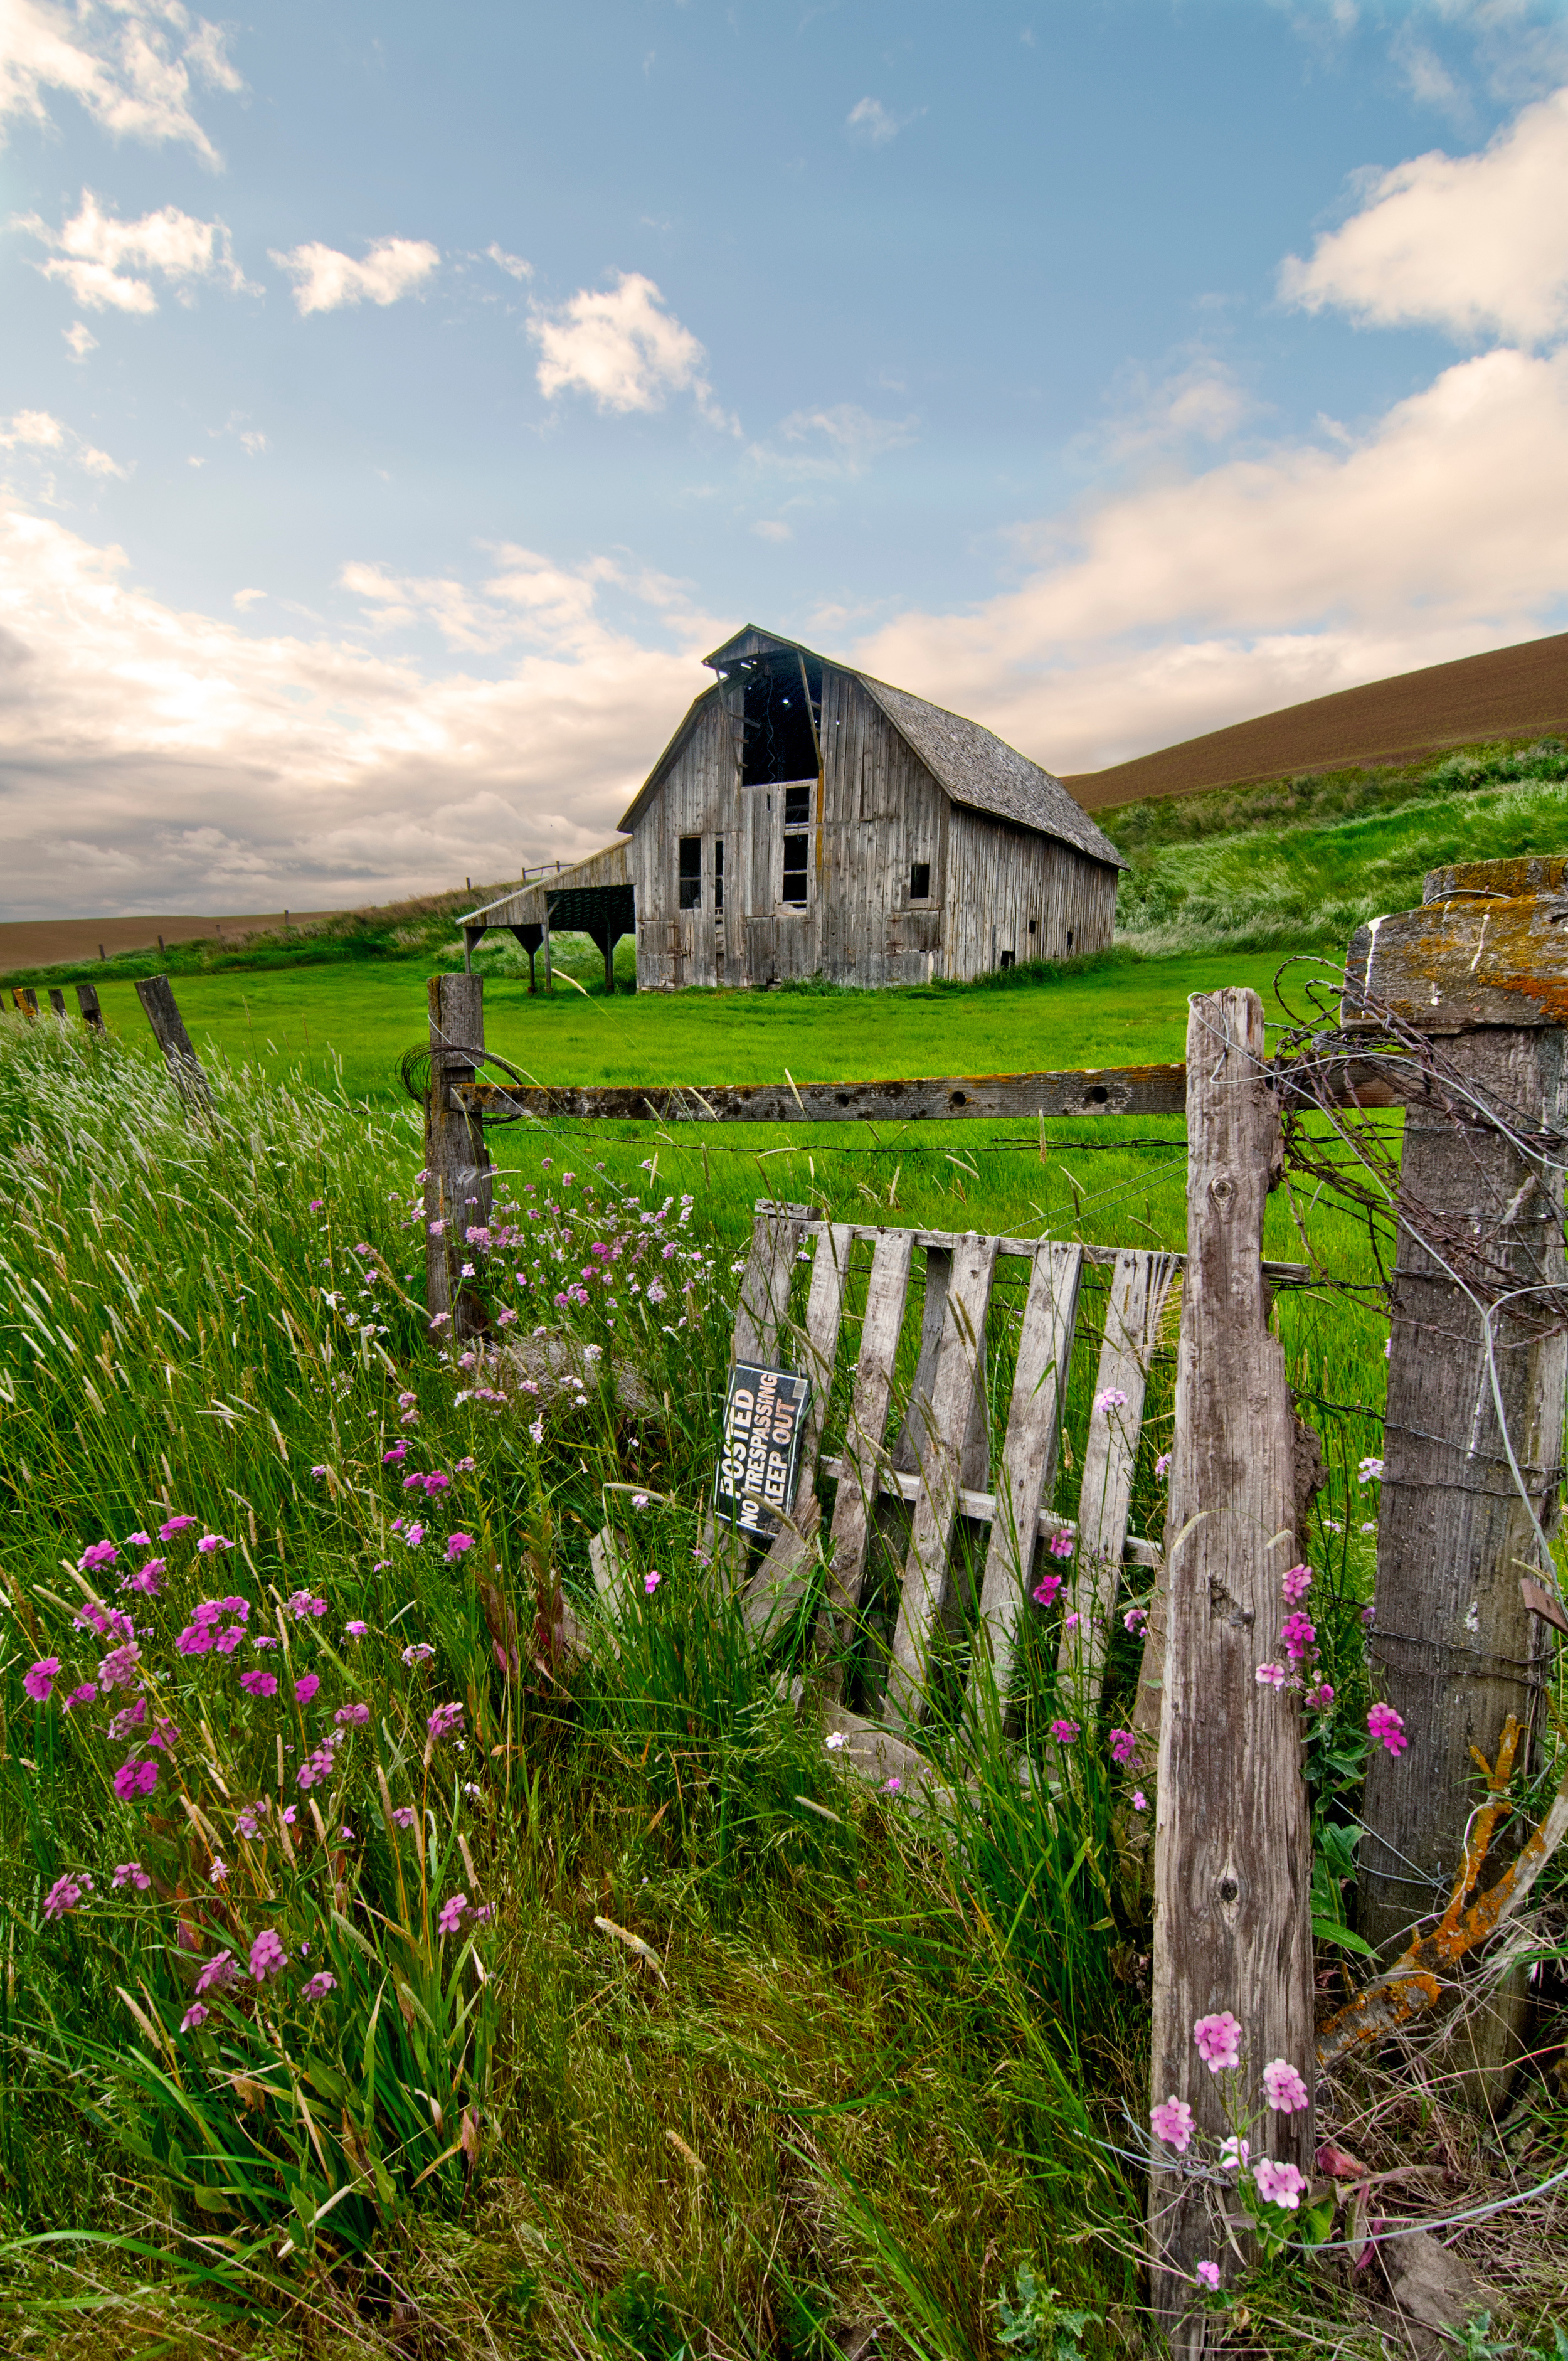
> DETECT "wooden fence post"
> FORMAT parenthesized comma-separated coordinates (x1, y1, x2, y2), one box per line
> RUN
(75, 983, 106, 1035)
(134, 975, 213, 1107)
(1346, 861, 1568, 2011)
(424, 973, 492, 1342)
(47, 988, 66, 1019)
(1150, 989, 1313, 2343)
(13, 986, 38, 1019)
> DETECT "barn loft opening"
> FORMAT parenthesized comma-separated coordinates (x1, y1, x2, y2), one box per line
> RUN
(733, 653, 822, 786)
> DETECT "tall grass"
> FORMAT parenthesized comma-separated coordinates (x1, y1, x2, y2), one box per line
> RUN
(0, 1014, 1144, 2353)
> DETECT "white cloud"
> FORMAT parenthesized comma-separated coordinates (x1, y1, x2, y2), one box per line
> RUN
(487, 242, 532, 280)
(18, 189, 258, 314)
(753, 519, 793, 541)
(752, 403, 918, 478)
(850, 344, 1568, 774)
(846, 95, 923, 146)
(530, 272, 736, 428)
(1, 406, 125, 476)
(0, 0, 240, 164)
(1391, 28, 1468, 118)
(1279, 84, 1568, 345)
(0, 495, 722, 918)
(63, 321, 97, 359)
(271, 236, 440, 317)
(239, 431, 268, 457)
(233, 587, 266, 611)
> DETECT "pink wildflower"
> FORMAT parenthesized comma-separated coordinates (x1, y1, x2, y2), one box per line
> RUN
(239, 1670, 278, 1699)
(884, 1775, 901, 1795)
(23, 1657, 60, 1704)
(1367, 1702, 1407, 1756)
(1150, 2096, 1194, 2152)
(335, 1701, 371, 1726)
(1093, 1386, 1128, 1412)
(1262, 2059, 1310, 2114)
(196, 1950, 238, 1995)
(1193, 2011, 1242, 2072)
(1253, 2158, 1306, 2210)
(1281, 1610, 1316, 1662)
(196, 1534, 233, 1555)
(1132, 1790, 1148, 1811)
(445, 1532, 475, 1562)
(1049, 1717, 1080, 1746)
(63, 1683, 97, 1711)
(1304, 1682, 1335, 1712)
(158, 1515, 196, 1540)
(1195, 2262, 1221, 2292)
(1154, 1452, 1172, 1479)
(344, 1620, 369, 1639)
(437, 1892, 469, 1937)
(383, 1441, 408, 1464)
(294, 1673, 320, 1705)
(181, 2003, 209, 2032)
(632, 1492, 650, 1509)
(427, 1701, 464, 1741)
(249, 1929, 287, 1982)
(43, 1872, 92, 1921)
(1032, 1571, 1063, 1608)
(403, 1522, 426, 1549)
(1219, 2136, 1249, 2170)
(401, 1642, 434, 1665)
(286, 1590, 327, 1620)
(78, 1539, 119, 1572)
(392, 1805, 416, 1828)
(1123, 1604, 1148, 1635)
(1281, 1563, 1313, 1603)
(121, 1559, 164, 1594)
(1254, 1662, 1286, 1689)
(112, 1758, 159, 1800)
(1046, 1528, 1074, 1559)
(644, 1569, 662, 1595)
(301, 1971, 336, 2003)
(1108, 1727, 1136, 1766)
(112, 1861, 151, 1890)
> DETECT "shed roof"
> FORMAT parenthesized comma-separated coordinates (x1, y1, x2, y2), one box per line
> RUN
(625, 626, 1125, 867)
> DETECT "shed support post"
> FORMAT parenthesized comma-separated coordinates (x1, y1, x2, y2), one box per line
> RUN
(1150, 989, 1313, 2344)
(1350, 865, 1568, 2079)
(542, 900, 553, 995)
(424, 974, 492, 1344)
(134, 975, 213, 1109)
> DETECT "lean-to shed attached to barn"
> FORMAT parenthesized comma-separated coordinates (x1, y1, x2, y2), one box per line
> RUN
(459, 625, 1125, 990)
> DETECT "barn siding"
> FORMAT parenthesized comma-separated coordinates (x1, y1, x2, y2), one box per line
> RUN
(630, 659, 1116, 990)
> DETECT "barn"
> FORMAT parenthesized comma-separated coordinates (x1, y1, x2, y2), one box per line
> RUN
(458, 626, 1125, 990)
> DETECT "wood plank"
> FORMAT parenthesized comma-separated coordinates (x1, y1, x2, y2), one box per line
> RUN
(818, 1229, 915, 1681)
(1062, 1250, 1178, 1697)
(741, 1491, 823, 1639)
(783, 1211, 1311, 1289)
(1149, 990, 1313, 2337)
(814, 1453, 1158, 1564)
(134, 974, 213, 1106)
(884, 1236, 999, 1729)
(454, 1059, 1187, 1125)
(891, 1248, 985, 1485)
(793, 1221, 852, 1492)
(967, 1241, 1084, 1719)
(731, 1202, 806, 1367)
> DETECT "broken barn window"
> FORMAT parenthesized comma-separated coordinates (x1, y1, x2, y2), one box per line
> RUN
(909, 861, 931, 899)
(999, 949, 1015, 969)
(679, 836, 701, 911)
(781, 834, 808, 906)
(784, 783, 812, 829)
(714, 836, 724, 913)
(738, 655, 820, 787)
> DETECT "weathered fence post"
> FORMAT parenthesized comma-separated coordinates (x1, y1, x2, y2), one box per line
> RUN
(1150, 989, 1314, 2342)
(12, 985, 38, 1018)
(75, 983, 106, 1035)
(424, 973, 492, 1342)
(47, 988, 66, 1019)
(1347, 861, 1568, 2012)
(134, 975, 213, 1107)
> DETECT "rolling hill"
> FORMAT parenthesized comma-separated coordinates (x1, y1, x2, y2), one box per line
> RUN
(1064, 631, 1568, 810)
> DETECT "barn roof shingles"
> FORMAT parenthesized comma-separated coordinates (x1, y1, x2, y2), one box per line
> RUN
(857, 676, 1125, 869)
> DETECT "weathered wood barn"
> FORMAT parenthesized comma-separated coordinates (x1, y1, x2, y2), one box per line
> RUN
(458, 627, 1125, 990)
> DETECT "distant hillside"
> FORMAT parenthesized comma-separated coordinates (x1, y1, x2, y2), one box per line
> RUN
(1064, 632, 1568, 810)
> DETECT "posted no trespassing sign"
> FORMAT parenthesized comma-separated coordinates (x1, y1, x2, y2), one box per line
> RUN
(714, 1362, 811, 1538)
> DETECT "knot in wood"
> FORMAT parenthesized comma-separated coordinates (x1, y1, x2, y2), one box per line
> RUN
(1217, 1876, 1240, 1906)
(1207, 1579, 1254, 1630)
(1207, 1174, 1236, 1214)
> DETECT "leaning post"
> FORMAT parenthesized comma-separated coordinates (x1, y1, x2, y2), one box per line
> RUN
(1347, 859, 1568, 1999)
(1150, 989, 1314, 2344)
(75, 983, 107, 1035)
(134, 975, 213, 1108)
(424, 973, 493, 1344)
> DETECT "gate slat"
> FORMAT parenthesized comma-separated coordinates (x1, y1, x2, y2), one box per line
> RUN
(818, 1229, 915, 1678)
(967, 1241, 1084, 1719)
(795, 1221, 852, 1497)
(885, 1237, 999, 1728)
(1062, 1249, 1178, 1694)
(733, 1202, 806, 1366)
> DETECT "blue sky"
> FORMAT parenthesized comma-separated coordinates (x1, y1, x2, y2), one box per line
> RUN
(3, 0, 1568, 918)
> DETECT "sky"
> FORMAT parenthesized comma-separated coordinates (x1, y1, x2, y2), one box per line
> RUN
(4, 1, 1568, 920)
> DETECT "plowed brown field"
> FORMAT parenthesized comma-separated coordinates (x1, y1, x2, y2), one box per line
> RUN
(1064, 632, 1568, 812)
(0, 909, 342, 970)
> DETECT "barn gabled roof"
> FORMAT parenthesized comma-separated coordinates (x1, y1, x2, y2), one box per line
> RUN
(626, 625, 1125, 868)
